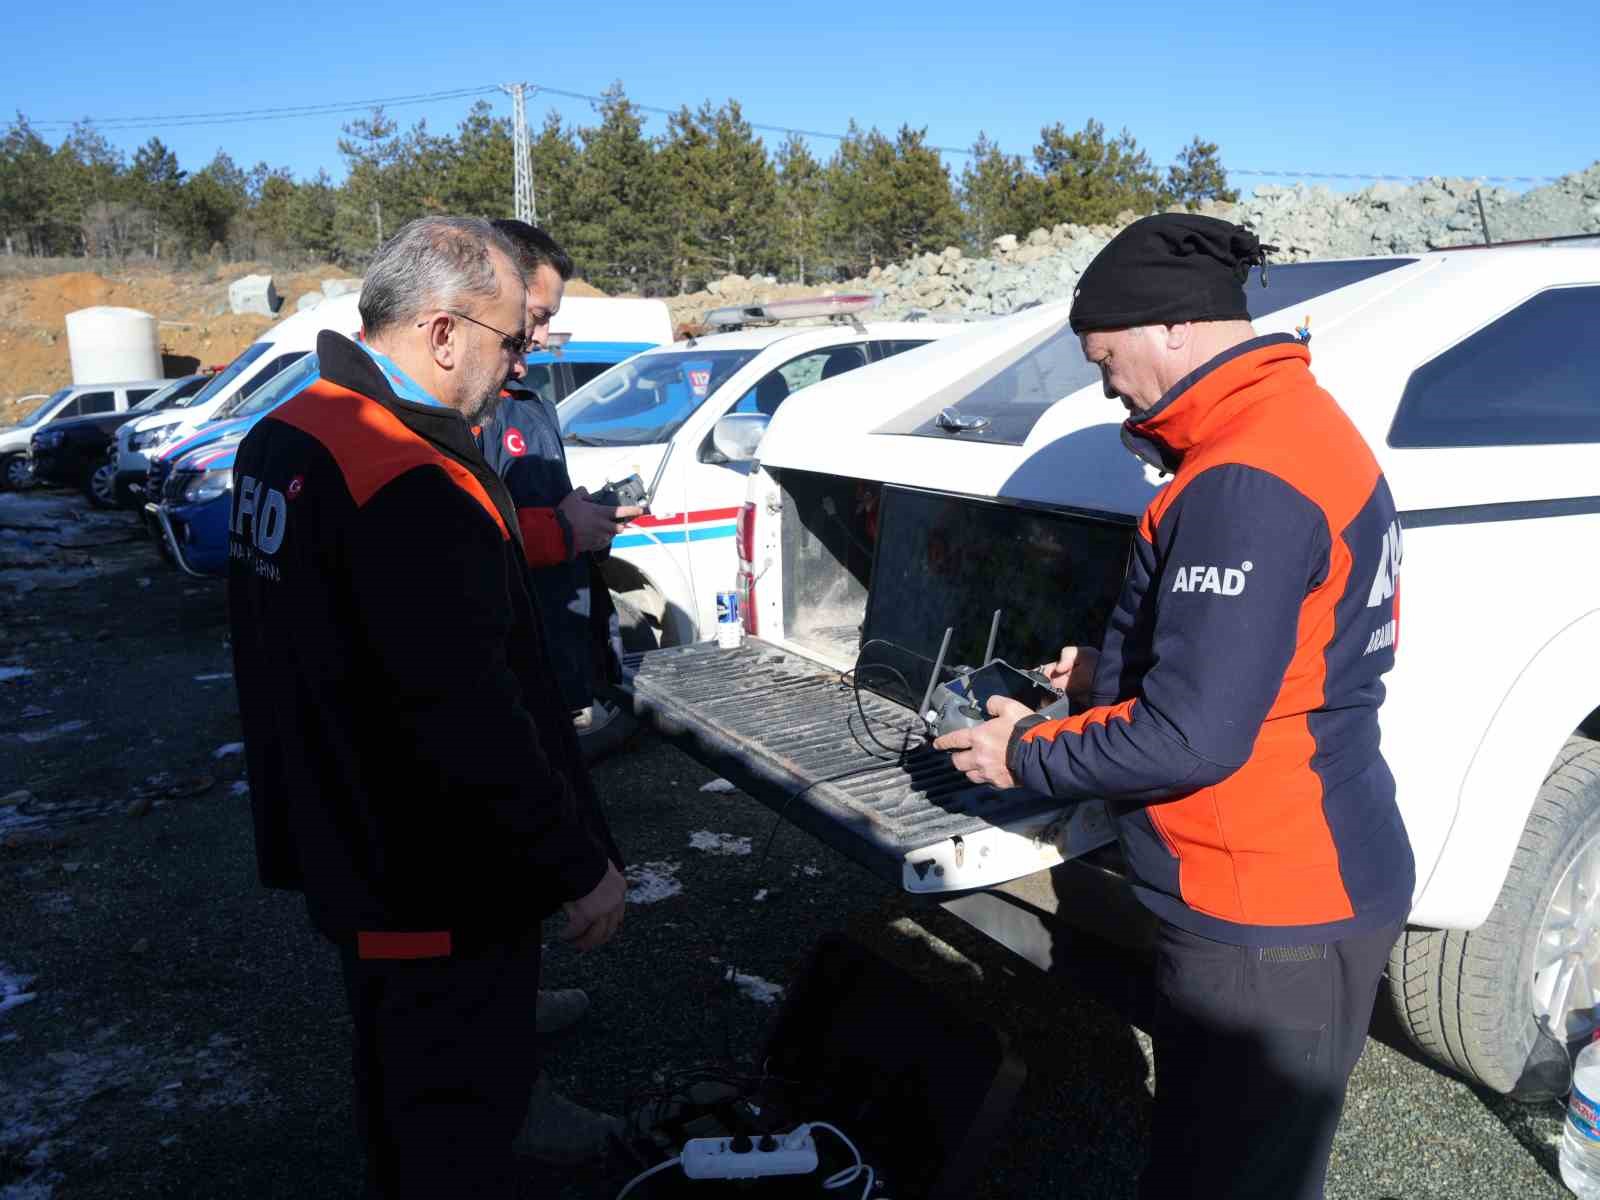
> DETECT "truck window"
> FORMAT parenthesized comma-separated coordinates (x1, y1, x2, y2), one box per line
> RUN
(73, 391, 116, 416)
(560, 348, 758, 446)
(1388, 286, 1600, 448)
(729, 346, 869, 418)
(1244, 257, 1415, 320)
(872, 339, 932, 360)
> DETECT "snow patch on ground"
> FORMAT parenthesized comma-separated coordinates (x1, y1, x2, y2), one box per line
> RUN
(17, 721, 87, 744)
(730, 972, 784, 1006)
(688, 831, 752, 856)
(0, 666, 34, 682)
(212, 743, 244, 759)
(625, 861, 684, 904)
(0, 1028, 271, 1198)
(698, 778, 737, 794)
(0, 963, 38, 1020)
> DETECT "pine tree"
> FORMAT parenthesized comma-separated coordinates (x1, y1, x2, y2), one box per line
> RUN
(960, 132, 1028, 248)
(0, 115, 55, 255)
(567, 84, 672, 294)
(1027, 118, 1163, 227)
(775, 133, 824, 284)
(444, 100, 514, 218)
(661, 100, 780, 287)
(529, 111, 580, 243)
(335, 108, 402, 261)
(129, 137, 186, 259)
(1165, 136, 1238, 209)
(883, 125, 962, 260)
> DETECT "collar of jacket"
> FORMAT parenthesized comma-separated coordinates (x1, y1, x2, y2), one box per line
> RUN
(315, 329, 525, 548)
(1120, 333, 1307, 472)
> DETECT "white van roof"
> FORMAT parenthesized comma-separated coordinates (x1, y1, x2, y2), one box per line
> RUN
(552, 296, 673, 345)
(251, 292, 365, 350)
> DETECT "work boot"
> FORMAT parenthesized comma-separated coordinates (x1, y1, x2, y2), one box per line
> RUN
(535, 987, 590, 1034)
(512, 1072, 624, 1165)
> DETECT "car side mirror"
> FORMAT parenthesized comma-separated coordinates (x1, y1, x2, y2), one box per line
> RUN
(711, 413, 770, 464)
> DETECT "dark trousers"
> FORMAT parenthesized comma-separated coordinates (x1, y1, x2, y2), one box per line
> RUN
(1138, 917, 1403, 1200)
(338, 931, 542, 1199)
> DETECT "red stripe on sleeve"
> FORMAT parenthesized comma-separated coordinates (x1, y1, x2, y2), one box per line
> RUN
(356, 931, 453, 959)
(516, 506, 572, 567)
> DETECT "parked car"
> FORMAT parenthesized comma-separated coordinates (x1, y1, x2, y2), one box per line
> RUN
(561, 295, 965, 653)
(1, 379, 169, 491)
(28, 374, 210, 506)
(114, 294, 363, 503)
(621, 244, 1600, 1096)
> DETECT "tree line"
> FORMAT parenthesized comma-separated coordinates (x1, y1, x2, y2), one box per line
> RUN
(0, 85, 1237, 294)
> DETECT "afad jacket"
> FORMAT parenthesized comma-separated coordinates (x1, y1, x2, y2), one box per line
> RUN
(227, 330, 619, 958)
(1006, 334, 1414, 945)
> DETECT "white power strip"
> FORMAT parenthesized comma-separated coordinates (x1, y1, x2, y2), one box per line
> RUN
(680, 1130, 819, 1179)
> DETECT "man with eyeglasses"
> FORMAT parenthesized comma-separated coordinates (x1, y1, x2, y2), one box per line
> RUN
(227, 216, 626, 1198)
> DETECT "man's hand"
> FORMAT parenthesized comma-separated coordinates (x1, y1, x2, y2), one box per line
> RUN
(560, 861, 626, 950)
(558, 487, 645, 554)
(1041, 645, 1100, 701)
(933, 695, 1032, 790)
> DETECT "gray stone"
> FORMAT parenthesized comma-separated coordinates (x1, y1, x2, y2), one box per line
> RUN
(320, 278, 363, 299)
(992, 234, 1019, 254)
(1026, 228, 1050, 247)
(228, 274, 281, 317)
(294, 291, 323, 312)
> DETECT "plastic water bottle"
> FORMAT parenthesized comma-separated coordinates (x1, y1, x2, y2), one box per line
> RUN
(1562, 1038, 1600, 1196)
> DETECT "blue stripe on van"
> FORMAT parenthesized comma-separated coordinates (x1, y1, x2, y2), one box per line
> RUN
(612, 524, 737, 550)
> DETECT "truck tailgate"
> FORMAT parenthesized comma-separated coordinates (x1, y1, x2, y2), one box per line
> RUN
(622, 639, 1113, 893)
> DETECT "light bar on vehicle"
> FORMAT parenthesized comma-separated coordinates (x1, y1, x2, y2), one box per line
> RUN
(703, 291, 883, 329)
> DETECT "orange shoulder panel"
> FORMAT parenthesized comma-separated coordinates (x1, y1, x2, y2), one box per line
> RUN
(270, 381, 508, 538)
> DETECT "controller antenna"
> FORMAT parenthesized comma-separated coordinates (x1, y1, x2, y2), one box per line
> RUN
(982, 609, 1002, 665)
(919, 626, 955, 720)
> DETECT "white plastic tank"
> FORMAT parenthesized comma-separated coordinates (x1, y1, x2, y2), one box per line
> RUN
(65, 306, 161, 384)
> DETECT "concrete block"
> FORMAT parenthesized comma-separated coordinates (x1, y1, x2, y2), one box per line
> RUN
(228, 274, 281, 317)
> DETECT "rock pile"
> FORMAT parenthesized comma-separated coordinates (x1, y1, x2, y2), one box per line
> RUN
(675, 161, 1600, 326)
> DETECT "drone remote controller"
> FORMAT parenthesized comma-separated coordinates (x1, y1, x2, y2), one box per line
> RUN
(592, 473, 648, 511)
(920, 612, 1064, 738)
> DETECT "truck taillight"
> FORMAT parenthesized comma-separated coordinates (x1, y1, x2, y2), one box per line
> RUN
(736, 502, 756, 565)
(737, 502, 758, 634)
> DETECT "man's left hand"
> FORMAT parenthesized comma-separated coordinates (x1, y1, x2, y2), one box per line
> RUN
(933, 695, 1032, 789)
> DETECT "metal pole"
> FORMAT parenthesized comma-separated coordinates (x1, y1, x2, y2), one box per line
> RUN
(502, 83, 535, 225)
(1475, 189, 1493, 245)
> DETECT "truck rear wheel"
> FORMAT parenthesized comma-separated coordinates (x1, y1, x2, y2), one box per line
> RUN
(1387, 735, 1600, 1092)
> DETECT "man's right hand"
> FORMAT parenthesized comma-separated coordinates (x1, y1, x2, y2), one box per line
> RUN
(1040, 645, 1100, 702)
(561, 861, 626, 950)
(558, 487, 645, 554)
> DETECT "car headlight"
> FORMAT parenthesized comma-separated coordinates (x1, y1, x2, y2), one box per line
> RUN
(130, 427, 171, 451)
(182, 468, 233, 504)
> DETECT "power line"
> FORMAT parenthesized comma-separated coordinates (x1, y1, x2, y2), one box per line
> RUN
(18, 81, 1565, 185)
(26, 86, 501, 131)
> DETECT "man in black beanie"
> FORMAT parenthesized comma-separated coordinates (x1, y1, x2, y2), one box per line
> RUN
(936, 213, 1414, 1199)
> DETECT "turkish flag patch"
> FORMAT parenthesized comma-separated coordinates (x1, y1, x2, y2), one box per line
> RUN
(503, 429, 528, 457)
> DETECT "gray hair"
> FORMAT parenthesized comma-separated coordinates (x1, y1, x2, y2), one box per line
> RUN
(359, 216, 524, 339)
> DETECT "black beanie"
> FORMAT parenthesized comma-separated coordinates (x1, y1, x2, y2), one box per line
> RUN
(1069, 214, 1274, 334)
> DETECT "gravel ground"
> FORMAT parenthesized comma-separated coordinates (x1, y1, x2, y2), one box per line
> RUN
(0, 490, 1576, 1199)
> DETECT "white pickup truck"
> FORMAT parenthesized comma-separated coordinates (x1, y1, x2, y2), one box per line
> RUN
(621, 242, 1600, 1093)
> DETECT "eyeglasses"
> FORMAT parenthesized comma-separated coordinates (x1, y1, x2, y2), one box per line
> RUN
(417, 310, 531, 357)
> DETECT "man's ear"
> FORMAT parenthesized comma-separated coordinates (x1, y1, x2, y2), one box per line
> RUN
(423, 313, 457, 369)
(1164, 322, 1191, 351)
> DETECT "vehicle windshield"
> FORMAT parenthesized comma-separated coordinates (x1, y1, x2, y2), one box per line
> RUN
(19, 388, 74, 426)
(182, 342, 271, 408)
(229, 353, 320, 420)
(130, 379, 189, 413)
(558, 349, 759, 446)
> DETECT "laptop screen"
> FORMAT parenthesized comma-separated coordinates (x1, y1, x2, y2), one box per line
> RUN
(857, 485, 1134, 712)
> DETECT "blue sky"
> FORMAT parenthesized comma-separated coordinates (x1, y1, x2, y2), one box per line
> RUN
(5, 1, 1595, 194)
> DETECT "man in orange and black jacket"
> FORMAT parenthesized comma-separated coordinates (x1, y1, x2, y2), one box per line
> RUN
(227, 216, 624, 1198)
(936, 214, 1413, 1200)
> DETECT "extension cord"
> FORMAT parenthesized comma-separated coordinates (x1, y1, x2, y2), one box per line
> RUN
(680, 1130, 819, 1179)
